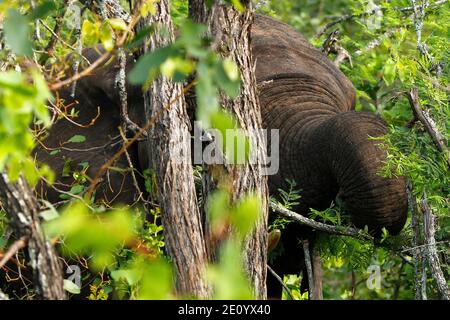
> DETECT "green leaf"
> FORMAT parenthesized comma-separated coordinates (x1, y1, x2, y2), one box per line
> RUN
(128, 46, 176, 84)
(3, 9, 32, 56)
(231, 194, 261, 237)
(99, 23, 114, 52)
(68, 135, 86, 143)
(107, 18, 128, 31)
(63, 279, 81, 294)
(31, 1, 57, 19)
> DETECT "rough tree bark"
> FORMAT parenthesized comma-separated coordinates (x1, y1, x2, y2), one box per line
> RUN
(137, 1, 210, 298)
(189, 0, 269, 298)
(312, 244, 323, 300)
(0, 174, 65, 299)
(421, 197, 450, 300)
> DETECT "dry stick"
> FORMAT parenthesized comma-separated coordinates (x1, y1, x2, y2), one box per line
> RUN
(86, 80, 196, 199)
(267, 265, 295, 300)
(118, 127, 144, 202)
(0, 237, 28, 269)
(407, 181, 427, 300)
(270, 202, 373, 241)
(70, 3, 83, 98)
(116, 48, 143, 135)
(302, 240, 315, 300)
(421, 197, 450, 300)
(407, 89, 450, 169)
(39, 0, 70, 65)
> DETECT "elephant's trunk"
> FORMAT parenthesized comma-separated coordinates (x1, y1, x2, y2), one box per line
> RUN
(259, 75, 407, 235)
(312, 112, 408, 234)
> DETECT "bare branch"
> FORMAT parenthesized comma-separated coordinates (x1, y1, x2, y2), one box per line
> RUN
(302, 240, 315, 300)
(267, 264, 295, 300)
(0, 236, 27, 269)
(407, 88, 450, 169)
(270, 202, 373, 241)
(421, 197, 450, 300)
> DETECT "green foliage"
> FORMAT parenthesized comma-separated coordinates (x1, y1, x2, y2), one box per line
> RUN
(276, 179, 301, 210)
(44, 201, 137, 270)
(0, 70, 53, 185)
(3, 8, 33, 57)
(207, 239, 254, 299)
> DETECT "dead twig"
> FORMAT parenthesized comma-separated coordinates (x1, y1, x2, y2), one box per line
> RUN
(302, 240, 315, 300)
(270, 202, 373, 241)
(267, 264, 295, 300)
(421, 196, 450, 300)
(0, 237, 28, 269)
(407, 88, 450, 169)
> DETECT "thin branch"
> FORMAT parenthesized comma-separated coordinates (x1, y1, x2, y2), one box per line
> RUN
(421, 196, 450, 300)
(118, 127, 144, 202)
(411, 0, 432, 59)
(302, 240, 315, 300)
(270, 202, 373, 241)
(401, 240, 449, 253)
(407, 88, 450, 169)
(267, 264, 295, 300)
(70, 2, 83, 98)
(116, 48, 144, 136)
(0, 237, 28, 269)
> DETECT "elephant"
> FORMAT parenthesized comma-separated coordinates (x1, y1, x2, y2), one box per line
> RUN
(251, 15, 408, 298)
(34, 48, 145, 206)
(31, 15, 408, 298)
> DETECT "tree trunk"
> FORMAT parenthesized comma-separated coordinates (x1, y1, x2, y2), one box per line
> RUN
(189, 0, 269, 298)
(0, 174, 65, 299)
(137, 1, 210, 298)
(312, 243, 323, 300)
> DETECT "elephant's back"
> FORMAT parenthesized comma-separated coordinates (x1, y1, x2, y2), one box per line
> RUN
(251, 15, 355, 111)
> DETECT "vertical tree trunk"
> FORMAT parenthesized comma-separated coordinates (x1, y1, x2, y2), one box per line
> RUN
(137, 1, 210, 298)
(0, 174, 65, 299)
(189, 0, 269, 298)
(421, 197, 450, 300)
(312, 244, 323, 300)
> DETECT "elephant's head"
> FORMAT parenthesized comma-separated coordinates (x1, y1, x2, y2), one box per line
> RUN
(252, 15, 408, 235)
(33, 47, 146, 205)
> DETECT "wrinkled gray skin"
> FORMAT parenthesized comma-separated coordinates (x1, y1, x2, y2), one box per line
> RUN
(252, 15, 407, 297)
(33, 15, 407, 298)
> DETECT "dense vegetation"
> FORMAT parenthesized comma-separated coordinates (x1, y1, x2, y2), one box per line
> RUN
(0, 0, 448, 300)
